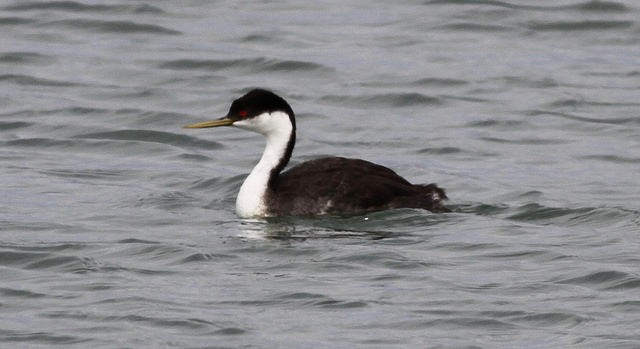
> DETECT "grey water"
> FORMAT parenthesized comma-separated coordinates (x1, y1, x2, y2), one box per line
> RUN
(1, 0, 640, 347)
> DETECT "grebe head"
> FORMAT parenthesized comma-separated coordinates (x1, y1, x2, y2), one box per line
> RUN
(184, 89, 295, 136)
(185, 89, 298, 217)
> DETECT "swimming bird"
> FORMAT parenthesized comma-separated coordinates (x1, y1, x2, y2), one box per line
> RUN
(184, 89, 449, 217)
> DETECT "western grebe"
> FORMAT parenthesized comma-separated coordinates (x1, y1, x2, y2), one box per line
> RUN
(185, 89, 449, 217)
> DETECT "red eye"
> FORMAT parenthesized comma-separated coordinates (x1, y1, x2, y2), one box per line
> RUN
(238, 110, 248, 118)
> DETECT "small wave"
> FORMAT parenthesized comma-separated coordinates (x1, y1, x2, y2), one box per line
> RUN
(42, 19, 180, 35)
(27, 255, 98, 273)
(466, 119, 527, 128)
(133, 111, 196, 128)
(4, 138, 78, 148)
(0, 74, 80, 87)
(134, 191, 200, 211)
(505, 203, 639, 229)
(435, 23, 517, 32)
(178, 252, 237, 264)
(0, 250, 49, 266)
(114, 242, 190, 262)
(3, 132, 221, 153)
(498, 76, 560, 89)
(417, 146, 463, 155)
(0, 121, 31, 130)
(527, 110, 640, 126)
(585, 70, 640, 78)
(188, 176, 239, 191)
(417, 146, 501, 159)
(453, 203, 509, 216)
(107, 241, 222, 272)
(527, 20, 633, 31)
(441, 95, 492, 103)
(1, 106, 142, 119)
(557, 270, 640, 290)
(0, 330, 88, 345)
(410, 77, 468, 87)
(0, 287, 47, 299)
(378, 317, 515, 331)
(547, 98, 640, 108)
(508, 312, 589, 328)
(480, 136, 566, 145)
(176, 153, 211, 162)
(39, 168, 128, 180)
(0, 249, 98, 273)
(424, 0, 532, 9)
(275, 291, 367, 309)
(0, 16, 33, 25)
(117, 238, 158, 244)
(74, 129, 223, 149)
(459, 199, 635, 227)
(4, 1, 165, 14)
(425, 0, 629, 13)
(507, 204, 593, 223)
(0, 52, 53, 65)
(321, 92, 442, 108)
(581, 154, 640, 164)
(241, 34, 280, 43)
(43, 308, 224, 334)
(360, 78, 468, 89)
(564, 1, 629, 13)
(157, 57, 332, 74)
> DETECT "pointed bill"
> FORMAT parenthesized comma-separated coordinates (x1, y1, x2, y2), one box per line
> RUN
(183, 117, 234, 129)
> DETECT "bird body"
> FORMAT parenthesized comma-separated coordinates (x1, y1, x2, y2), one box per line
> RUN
(267, 156, 447, 216)
(185, 89, 448, 217)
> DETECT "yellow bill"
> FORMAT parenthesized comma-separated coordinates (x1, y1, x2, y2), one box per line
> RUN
(183, 117, 234, 129)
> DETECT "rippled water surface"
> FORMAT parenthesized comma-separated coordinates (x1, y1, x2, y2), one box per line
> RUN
(2, 0, 640, 348)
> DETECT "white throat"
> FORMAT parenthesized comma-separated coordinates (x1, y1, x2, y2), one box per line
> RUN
(234, 111, 293, 218)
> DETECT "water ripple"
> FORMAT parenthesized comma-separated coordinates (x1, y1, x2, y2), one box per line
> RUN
(480, 136, 567, 145)
(526, 20, 634, 31)
(0, 52, 53, 65)
(275, 291, 367, 309)
(0, 249, 94, 273)
(558, 270, 640, 291)
(4, 138, 78, 148)
(39, 168, 128, 180)
(74, 130, 223, 149)
(0, 74, 81, 87)
(4, 1, 165, 14)
(410, 77, 468, 87)
(572, 1, 630, 12)
(435, 23, 517, 32)
(0, 121, 31, 130)
(425, 0, 630, 13)
(0, 330, 89, 345)
(581, 154, 640, 164)
(0, 287, 47, 299)
(0, 16, 33, 25)
(42, 19, 180, 35)
(157, 57, 332, 74)
(321, 93, 442, 108)
(510, 312, 589, 328)
(527, 110, 640, 125)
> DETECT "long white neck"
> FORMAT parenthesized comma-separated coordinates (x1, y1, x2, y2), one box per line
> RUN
(234, 111, 294, 218)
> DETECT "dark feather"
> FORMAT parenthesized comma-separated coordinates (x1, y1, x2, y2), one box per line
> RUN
(266, 156, 449, 215)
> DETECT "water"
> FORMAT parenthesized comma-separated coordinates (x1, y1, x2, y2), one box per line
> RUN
(1, 0, 639, 347)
